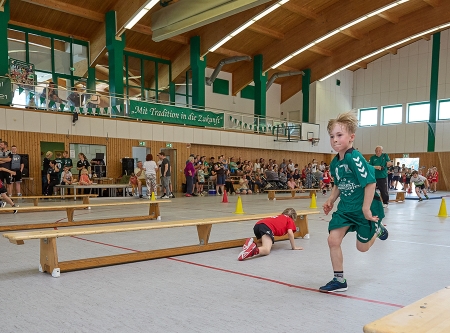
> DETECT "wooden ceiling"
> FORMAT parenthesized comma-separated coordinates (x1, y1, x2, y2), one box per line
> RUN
(6, 0, 450, 103)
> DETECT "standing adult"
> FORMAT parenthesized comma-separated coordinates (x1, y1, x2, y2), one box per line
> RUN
(133, 161, 146, 198)
(369, 146, 392, 208)
(62, 151, 73, 169)
(214, 156, 226, 196)
(158, 152, 173, 199)
(76, 153, 90, 179)
(0, 141, 12, 193)
(143, 154, 158, 198)
(184, 156, 196, 197)
(9, 145, 24, 196)
(42, 151, 53, 194)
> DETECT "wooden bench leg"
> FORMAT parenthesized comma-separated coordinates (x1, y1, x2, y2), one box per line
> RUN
(309, 190, 317, 198)
(66, 208, 75, 222)
(294, 215, 310, 239)
(82, 197, 90, 205)
(149, 203, 161, 220)
(396, 192, 405, 202)
(39, 237, 60, 277)
(33, 198, 39, 206)
(291, 190, 296, 198)
(268, 191, 275, 200)
(197, 224, 212, 245)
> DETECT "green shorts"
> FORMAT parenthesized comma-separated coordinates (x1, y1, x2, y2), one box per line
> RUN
(328, 197, 385, 243)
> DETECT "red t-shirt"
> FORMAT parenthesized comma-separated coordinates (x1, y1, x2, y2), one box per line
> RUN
(256, 214, 296, 236)
(322, 170, 331, 184)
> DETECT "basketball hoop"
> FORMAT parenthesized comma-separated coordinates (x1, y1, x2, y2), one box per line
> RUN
(310, 138, 320, 146)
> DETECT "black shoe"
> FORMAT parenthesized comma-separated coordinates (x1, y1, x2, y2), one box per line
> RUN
(139, 195, 143, 199)
(191, 193, 198, 197)
(169, 193, 175, 198)
(12, 204, 18, 214)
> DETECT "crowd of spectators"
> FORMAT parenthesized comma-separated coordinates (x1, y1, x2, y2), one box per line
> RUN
(183, 154, 333, 197)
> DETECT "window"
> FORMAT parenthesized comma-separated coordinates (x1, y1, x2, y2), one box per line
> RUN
(408, 102, 430, 122)
(358, 108, 378, 126)
(438, 100, 450, 120)
(382, 105, 402, 125)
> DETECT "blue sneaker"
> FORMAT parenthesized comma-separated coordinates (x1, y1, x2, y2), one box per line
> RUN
(377, 224, 388, 241)
(319, 278, 348, 293)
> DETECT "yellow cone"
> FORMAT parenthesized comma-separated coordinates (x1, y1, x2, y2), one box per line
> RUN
(150, 192, 156, 201)
(309, 192, 318, 209)
(234, 195, 245, 214)
(437, 198, 448, 217)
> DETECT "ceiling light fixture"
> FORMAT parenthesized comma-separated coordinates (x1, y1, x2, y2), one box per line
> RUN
(125, 0, 159, 30)
(207, 0, 290, 54)
(319, 22, 448, 82)
(271, 0, 410, 69)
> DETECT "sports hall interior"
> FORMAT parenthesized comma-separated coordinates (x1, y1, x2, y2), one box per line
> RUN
(1, 0, 450, 332)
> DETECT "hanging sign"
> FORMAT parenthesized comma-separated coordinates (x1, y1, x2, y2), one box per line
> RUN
(129, 100, 224, 128)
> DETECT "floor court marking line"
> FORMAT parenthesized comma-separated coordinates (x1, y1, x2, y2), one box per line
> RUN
(168, 257, 403, 308)
(63, 231, 403, 308)
(390, 239, 450, 248)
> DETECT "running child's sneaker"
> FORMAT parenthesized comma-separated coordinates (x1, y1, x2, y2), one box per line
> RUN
(238, 242, 259, 261)
(376, 223, 388, 241)
(0, 201, 6, 208)
(242, 237, 254, 251)
(319, 278, 348, 293)
(12, 204, 19, 214)
(425, 195, 429, 200)
(418, 197, 423, 202)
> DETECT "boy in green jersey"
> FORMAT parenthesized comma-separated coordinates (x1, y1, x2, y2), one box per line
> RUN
(319, 112, 388, 293)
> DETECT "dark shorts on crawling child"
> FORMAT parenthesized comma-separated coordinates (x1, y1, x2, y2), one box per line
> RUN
(253, 223, 275, 244)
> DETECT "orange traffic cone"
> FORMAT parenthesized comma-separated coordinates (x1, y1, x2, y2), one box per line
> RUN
(222, 190, 229, 203)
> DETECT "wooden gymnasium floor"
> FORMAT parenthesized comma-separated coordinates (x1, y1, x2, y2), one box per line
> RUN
(1, 191, 449, 332)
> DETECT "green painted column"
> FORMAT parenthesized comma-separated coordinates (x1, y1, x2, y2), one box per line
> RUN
(86, 67, 96, 93)
(0, 0, 10, 77)
(253, 54, 266, 127)
(106, 11, 125, 113)
(428, 32, 440, 152)
(169, 81, 175, 104)
(302, 68, 311, 123)
(190, 36, 206, 108)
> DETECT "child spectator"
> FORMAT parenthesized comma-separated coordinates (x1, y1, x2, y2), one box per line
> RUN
(197, 165, 206, 196)
(410, 170, 429, 201)
(320, 111, 387, 293)
(129, 173, 139, 197)
(60, 166, 73, 185)
(237, 176, 252, 194)
(238, 208, 303, 260)
(430, 167, 439, 193)
(321, 166, 331, 195)
(79, 168, 92, 185)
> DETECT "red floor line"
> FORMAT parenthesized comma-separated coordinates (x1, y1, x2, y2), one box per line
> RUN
(64, 233, 403, 308)
(168, 257, 404, 308)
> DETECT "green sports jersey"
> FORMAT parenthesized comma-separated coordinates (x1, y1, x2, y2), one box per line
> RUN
(54, 158, 63, 173)
(330, 148, 376, 212)
(368, 153, 390, 178)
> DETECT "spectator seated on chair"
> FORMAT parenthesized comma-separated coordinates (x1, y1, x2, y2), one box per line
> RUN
(237, 177, 252, 194)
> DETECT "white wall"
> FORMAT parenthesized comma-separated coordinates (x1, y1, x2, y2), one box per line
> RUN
(352, 28, 450, 154)
(0, 107, 315, 153)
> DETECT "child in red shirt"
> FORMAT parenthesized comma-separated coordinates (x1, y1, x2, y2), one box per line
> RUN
(321, 166, 331, 195)
(238, 208, 303, 260)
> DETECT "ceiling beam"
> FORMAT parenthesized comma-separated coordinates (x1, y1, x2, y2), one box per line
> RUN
(340, 28, 365, 40)
(20, 0, 104, 22)
(283, 2, 319, 20)
(309, 45, 333, 57)
(90, 0, 148, 66)
(131, 24, 189, 44)
(280, 1, 450, 102)
(423, 0, 441, 7)
(214, 47, 250, 58)
(232, 0, 394, 96)
(9, 20, 88, 41)
(124, 47, 171, 61)
(389, 48, 398, 55)
(354, 61, 368, 69)
(277, 64, 299, 72)
(377, 12, 399, 24)
(248, 23, 284, 40)
(422, 35, 431, 41)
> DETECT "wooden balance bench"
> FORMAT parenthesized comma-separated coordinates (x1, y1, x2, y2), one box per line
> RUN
(389, 190, 406, 203)
(0, 200, 171, 231)
(9, 194, 98, 206)
(267, 189, 318, 201)
(3, 210, 319, 277)
(364, 286, 450, 333)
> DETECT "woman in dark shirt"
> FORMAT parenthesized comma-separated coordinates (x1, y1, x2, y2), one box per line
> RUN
(76, 153, 90, 178)
(42, 151, 53, 194)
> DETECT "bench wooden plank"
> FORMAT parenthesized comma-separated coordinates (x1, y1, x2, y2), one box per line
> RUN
(363, 286, 450, 333)
(0, 200, 170, 223)
(3, 210, 319, 277)
(267, 189, 318, 200)
(10, 194, 98, 206)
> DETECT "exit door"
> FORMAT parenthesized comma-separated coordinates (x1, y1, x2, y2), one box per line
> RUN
(161, 148, 177, 192)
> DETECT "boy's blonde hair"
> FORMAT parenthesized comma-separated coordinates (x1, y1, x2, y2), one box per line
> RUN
(327, 111, 358, 134)
(282, 208, 297, 221)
